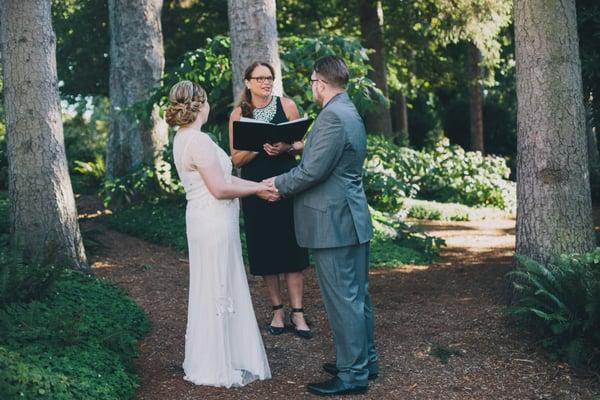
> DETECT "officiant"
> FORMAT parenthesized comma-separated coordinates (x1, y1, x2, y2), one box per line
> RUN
(228, 61, 311, 339)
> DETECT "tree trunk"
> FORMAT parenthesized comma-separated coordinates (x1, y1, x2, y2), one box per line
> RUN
(394, 92, 409, 145)
(585, 95, 600, 176)
(467, 42, 485, 153)
(358, 0, 393, 138)
(0, 0, 87, 269)
(107, 0, 167, 179)
(514, 0, 595, 263)
(227, 0, 283, 99)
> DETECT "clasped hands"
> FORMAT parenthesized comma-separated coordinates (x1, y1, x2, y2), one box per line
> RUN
(256, 177, 280, 202)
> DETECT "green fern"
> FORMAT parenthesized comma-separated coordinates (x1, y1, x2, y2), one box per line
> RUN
(508, 250, 600, 369)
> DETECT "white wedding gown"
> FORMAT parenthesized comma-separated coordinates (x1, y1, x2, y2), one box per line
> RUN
(173, 129, 271, 388)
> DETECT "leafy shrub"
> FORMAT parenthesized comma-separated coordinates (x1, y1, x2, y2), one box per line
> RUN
(370, 208, 445, 266)
(407, 205, 442, 220)
(63, 96, 109, 168)
(0, 270, 148, 400)
(72, 154, 106, 194)
(0, 249, 62, 306)
(508, 250, 600, 369)
(420, 137, 514, 209)
(364, 135, 515, 211)
(103, 199, 187, 251)
(100, 157, 183, 209)
(280, 35, 387, 119)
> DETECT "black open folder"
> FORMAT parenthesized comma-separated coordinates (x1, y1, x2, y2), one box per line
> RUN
(232, 117, 312, 152)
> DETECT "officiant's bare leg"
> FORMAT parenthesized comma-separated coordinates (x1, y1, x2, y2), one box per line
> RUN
(286, 272, 309, 330)
(264, 274, 285, 327)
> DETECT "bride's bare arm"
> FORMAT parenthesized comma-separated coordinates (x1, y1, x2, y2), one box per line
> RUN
(188, 134, 277, 200)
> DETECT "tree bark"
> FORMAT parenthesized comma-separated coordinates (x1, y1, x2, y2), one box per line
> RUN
(467, 42, 485, 153)
(392, 91, 409, 145)
(0, 0, 87, 269)
(585, 95, 600, 176)
(514, 0, 595, 263)
(358, 0, 393, 138)
(107, 0, 167, 179)
(227, 0, 283, 99)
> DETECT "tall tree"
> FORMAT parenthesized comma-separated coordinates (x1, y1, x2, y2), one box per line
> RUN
(0, 0, 87, 269)
(467, 42, 484, 152)
(358, 0, 393, 137)
(514, 0, 595, 263)
(107, 0, 167, 179)
(227, 0, 283, 99)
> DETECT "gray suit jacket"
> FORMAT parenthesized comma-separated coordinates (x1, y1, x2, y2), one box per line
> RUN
(275, 92, 373, 249)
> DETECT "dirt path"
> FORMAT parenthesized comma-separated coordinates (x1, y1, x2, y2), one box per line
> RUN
(80, 202, 600, 399)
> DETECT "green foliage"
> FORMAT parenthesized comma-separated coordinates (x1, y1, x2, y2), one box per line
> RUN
(508, 250, 600, 369)
(0, 194, 61, 305)
(149, 34, 385, 132)
(105, 198, 443, 268)
(364, 135, 515, 211)
(0, 249, 62, 306)
(63, 96, 109, 167)
(99, 137, 183, 209)
(100, 160, 183, 209)
(52, 0, 109, 97)
(103, 200, 187, 251)
(370, 208, 445, 267)
(407, 205, 442, 220)
(72, 155, 106, 194)
(419, 137, 514, 209)
(578, 0, 600, 130)
(150, 36, 233, 133)
(0, 192, 7, 235)
(279, 35, 388, 118)
(0, 270, 149, 400)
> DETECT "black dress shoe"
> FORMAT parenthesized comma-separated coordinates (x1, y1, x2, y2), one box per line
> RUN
(267, 304, 285, 335)
(322, 362, 378, 380)
(306, 377, 367, 396)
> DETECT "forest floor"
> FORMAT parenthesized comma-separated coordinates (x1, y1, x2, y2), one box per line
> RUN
(78, 197, 600, 400)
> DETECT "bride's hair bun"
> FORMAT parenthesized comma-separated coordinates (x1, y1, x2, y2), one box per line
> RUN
(165, 81, 207, 127)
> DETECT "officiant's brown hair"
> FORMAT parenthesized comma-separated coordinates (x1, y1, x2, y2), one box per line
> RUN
(165, 81, 207, 127)
(236, 62, 276, 118)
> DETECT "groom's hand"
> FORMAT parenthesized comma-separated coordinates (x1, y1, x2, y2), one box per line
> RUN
(256, 179, 280, 202)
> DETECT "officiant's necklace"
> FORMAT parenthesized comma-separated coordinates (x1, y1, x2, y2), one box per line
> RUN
(252, 95, 276, 122)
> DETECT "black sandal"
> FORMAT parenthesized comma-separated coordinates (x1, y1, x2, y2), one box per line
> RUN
(290, 307, 312, 339)
(267, 304, 285, 335)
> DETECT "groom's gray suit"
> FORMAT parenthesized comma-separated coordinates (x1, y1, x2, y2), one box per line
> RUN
(275, 92, 378, 386)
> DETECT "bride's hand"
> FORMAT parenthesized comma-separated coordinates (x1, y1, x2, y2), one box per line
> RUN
(256, 182, 280, 202)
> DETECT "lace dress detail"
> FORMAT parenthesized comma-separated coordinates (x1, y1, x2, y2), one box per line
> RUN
(173, 129, 271, 388)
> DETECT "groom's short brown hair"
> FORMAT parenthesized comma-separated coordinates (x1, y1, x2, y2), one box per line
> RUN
(313, 55, 349, 89)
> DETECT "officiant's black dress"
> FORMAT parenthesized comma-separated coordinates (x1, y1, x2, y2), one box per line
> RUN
(240, 96, 309, 276)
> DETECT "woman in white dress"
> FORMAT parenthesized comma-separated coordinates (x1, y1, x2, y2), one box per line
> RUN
(165, 80, 275, 387)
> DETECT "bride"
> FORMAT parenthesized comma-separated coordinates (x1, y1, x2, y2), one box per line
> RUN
(165, 80, 275, 387)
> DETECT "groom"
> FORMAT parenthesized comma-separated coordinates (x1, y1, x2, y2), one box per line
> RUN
(266, 55, 378, 396)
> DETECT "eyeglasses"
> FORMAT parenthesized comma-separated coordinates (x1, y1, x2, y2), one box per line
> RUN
(249, 76, 274, 83)
(310, 78, 328, 85)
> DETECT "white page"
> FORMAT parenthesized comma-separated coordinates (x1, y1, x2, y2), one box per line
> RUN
(277, 117, 309, 126)
(239, 116, 271, 125)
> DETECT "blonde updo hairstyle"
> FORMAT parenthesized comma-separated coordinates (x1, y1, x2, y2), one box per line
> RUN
(165, 80, 208, 127)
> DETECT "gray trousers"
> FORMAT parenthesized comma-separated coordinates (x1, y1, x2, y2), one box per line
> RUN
(313, 242, 378, 386)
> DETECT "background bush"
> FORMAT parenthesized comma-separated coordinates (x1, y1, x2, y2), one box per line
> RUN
(364, 135, 515, 212)
(508, 250, 600, 369)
